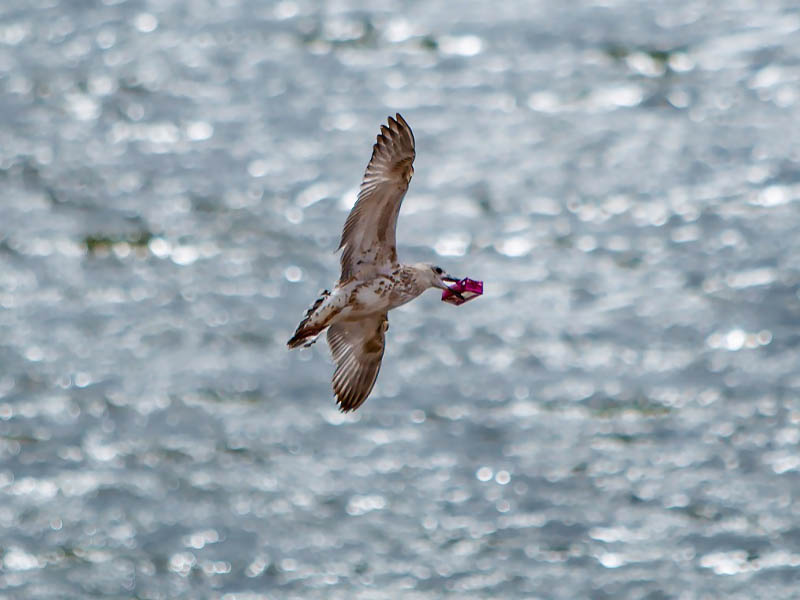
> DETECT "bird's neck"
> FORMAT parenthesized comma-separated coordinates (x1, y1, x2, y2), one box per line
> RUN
(393, 265, 431, 298)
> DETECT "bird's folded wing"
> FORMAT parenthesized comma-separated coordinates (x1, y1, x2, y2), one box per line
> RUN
(338, 114, 415, 282)
(327, 313, 388, 411)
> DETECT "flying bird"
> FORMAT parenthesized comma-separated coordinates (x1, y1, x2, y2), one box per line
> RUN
(288, 114, 463, 411)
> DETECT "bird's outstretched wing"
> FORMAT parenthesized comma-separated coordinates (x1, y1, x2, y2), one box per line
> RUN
(327, 313, 388, 411)
(338, 114, 415, 282)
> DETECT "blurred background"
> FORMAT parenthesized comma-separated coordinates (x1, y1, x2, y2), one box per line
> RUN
(2, 0, 800, 598)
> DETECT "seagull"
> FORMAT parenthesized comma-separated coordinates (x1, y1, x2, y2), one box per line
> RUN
(287, 114, 463, 412)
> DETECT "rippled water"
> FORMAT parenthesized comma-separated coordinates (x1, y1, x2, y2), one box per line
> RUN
(3, 1, 800, 598)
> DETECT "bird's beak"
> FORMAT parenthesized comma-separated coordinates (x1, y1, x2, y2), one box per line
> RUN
(439, 274, 465, 300)
(438, 274, 460, 289)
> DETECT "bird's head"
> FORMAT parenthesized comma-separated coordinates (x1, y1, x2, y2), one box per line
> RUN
(413, 263, 460, 292)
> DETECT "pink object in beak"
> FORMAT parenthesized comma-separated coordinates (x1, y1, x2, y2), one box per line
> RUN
(442, 278, 483, 306)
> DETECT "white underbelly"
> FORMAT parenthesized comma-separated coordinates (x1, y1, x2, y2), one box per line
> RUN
(352, 279, 394, 312)
(331, 276, 422, 323)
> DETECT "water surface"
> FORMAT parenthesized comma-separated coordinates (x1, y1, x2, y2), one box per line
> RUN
(2, 1, 800, 598)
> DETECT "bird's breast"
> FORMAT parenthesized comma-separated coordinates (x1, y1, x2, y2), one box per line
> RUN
(345, 277, 393, 314)
(344, 275, 419, 316)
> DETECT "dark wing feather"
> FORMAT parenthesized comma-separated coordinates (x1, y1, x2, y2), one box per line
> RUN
(327, 313, 388, 411)
(338, 114, 415, 282)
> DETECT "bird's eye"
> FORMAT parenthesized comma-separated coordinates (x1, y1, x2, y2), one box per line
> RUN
(434, 267, 443, 274)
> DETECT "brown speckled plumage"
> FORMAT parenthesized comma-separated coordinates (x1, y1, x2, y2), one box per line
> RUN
(288, 114, 458, 412)
(338, 113, 415, 283)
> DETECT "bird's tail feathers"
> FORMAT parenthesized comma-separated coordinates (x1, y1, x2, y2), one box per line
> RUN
(287, 289, 331, 349)
(287, 328, 323, 349)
